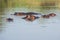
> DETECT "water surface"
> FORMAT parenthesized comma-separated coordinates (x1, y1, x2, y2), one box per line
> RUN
(0, 8, 60, 40)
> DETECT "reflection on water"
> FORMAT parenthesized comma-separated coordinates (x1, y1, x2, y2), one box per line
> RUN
(0, 8, 60, 40)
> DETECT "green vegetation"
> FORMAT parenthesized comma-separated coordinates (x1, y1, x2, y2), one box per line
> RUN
(0, 0, 59, 14)
(0, 0, 58, 8)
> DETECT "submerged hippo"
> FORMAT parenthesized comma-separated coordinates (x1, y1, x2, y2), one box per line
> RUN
(11, 12, 42, 16)
(11, 12, 26, 16)
(22, 15, 40, 21)
(6, 18, 13, 22)
(48, 13, 56, 17)
(41, 15, 50, 19)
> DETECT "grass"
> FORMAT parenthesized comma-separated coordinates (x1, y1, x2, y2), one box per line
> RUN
(0, 0, 60, 13)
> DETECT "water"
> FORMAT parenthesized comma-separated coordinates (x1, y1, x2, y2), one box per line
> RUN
(0, 8, 60, 40)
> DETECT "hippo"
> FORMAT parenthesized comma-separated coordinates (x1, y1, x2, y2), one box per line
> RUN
(48, 13, 56, 17)
(41, 15, 50, 19)
(11, 12, 26, 16)
(22, 15, 40, 21)
(11, 12, 42, 16)
(6, 18, 13, 22)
